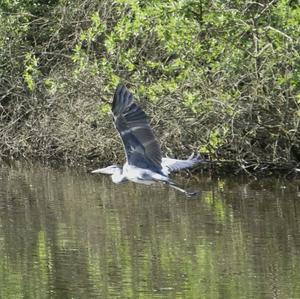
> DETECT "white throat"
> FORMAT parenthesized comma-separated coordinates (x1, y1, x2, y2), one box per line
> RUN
(111, 169, 127, 184)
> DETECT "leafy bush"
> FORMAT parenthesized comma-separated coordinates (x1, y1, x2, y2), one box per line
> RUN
(0, 0, 299, 172)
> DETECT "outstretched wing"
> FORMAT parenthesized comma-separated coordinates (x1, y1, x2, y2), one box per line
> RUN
(112, 84, 162, 171)
(161, 153, 201, 175)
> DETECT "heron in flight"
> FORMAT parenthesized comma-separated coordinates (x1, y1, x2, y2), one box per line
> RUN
(92, 84, 200, 196)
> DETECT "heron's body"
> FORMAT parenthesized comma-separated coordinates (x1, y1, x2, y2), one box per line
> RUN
(92, 84, 201, 196)
(124, 163, 168, 185)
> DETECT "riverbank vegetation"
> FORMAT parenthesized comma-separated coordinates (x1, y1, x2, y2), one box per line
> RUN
(0, 0, 299, 174)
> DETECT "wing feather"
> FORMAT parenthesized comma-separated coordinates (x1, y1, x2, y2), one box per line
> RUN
(112, 84, 162, 171)
(161, 153, 201, 175)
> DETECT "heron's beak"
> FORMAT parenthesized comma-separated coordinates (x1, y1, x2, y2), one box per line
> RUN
(91, 167, 114, 174)
(91, 165, 119, 175)
(91, 168, 104, 174)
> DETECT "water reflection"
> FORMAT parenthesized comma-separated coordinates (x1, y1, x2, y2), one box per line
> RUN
(0, 162, 300, 298)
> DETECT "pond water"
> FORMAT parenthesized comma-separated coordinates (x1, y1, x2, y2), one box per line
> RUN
(0, 162, 300, 299)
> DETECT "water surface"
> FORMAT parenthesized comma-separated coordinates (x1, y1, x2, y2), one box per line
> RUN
(0, 162, 300, 298)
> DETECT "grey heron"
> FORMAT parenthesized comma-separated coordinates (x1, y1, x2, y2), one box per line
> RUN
(92, 84, 200, 196)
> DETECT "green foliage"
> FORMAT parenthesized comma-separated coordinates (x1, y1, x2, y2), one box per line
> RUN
(200, 127, 229, 156)
(99, 103, 110, 114)
(0, 0, 299, 169)
(23, 52, 39, 91)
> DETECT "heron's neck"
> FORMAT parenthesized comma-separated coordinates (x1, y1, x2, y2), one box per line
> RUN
(111, 169, 127, 184)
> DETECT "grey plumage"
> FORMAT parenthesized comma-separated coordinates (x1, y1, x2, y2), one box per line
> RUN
(112, 84, 162, 171)
(92, 84, 201, 196)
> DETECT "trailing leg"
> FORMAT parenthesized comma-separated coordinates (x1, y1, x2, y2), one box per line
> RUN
(166, 181, 199, 197)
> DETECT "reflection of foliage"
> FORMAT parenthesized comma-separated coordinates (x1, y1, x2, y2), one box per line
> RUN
(0, 165, 300, 298)
(0, 0, 299, 170)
